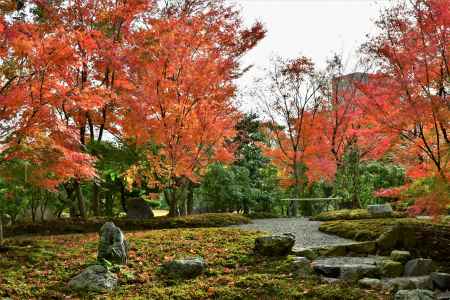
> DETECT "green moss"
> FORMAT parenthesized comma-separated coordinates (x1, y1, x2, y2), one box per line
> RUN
(313, 209, 405, 221)
(5, 213, 251, 238)
(1, 227, 388, 299)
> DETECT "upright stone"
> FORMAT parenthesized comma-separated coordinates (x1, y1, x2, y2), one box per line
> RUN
(367, 203, 393, 216)
(97, 222, 128, 265)
(126, 197, 154, 219)
(431, 272, 450, 290)
(404, 259, 433, 277)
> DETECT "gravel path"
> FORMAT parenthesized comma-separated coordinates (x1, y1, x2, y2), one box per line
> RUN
(234, 218, 354, 248)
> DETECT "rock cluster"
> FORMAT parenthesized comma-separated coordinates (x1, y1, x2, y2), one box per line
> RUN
(68, 222, 129, 292)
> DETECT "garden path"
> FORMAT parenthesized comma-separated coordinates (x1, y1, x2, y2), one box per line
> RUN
(234, 218, 354, 248)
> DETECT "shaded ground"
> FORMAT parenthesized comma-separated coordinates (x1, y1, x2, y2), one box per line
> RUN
(234, 218, 354, 248)
(1, 228, 386, 300)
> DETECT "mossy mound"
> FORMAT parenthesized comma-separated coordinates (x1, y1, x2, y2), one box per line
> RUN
(312, 209, 405, 221)
(4, 213, 251, 238)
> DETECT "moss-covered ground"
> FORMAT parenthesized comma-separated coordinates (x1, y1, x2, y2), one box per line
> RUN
(312, 209, 405, 221)
(319, 217, 450, 241)
(1, 228, 389, 300)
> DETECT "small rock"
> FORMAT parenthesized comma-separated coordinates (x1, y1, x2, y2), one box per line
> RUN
(68, 264, 118, 292)
(383, 276, 433, 291)
(97, 222, 129, 265)
(291, 247, 317, 260)
(404, 259, 433, 277)
(163, 257, 206, 279)
(394, 289, 434, 300)
(437, 291, 450, 300)
(431, 272, 450, 290)
(254, 233, 295, 256)
(378, 259, 403, 277)
(359, 278, 382, 289)
(320, 277, 341, 284)
(390, 250, 411, 263)
(368, 204, 393, 216)
(290, 257, 313, 278)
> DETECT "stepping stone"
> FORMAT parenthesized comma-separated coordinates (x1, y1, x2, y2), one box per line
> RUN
(311, 257, 380, 281)
(394, 289, 434, 300)
(404, 259, 433, 277)
(437, 291, 450, 300)
(359, 278, 382, 289)
(382, 276, 433, 290)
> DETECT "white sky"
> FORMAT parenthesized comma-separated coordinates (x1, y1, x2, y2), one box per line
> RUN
(231, 0, 392, 111)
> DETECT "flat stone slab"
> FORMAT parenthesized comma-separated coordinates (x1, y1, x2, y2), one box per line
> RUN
(312, 257, 381, 280)
(382, 276, 433, 290)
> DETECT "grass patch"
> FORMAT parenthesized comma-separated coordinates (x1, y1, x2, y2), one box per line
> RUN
(4, 213, 250, 238)
(312, 209, 405, 221)
(1, 227, 388, 299)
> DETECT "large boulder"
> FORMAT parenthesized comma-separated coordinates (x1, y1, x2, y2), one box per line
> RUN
(431, 272, 450, 290)
(163, 257, 206, 279)
(394, 289, 434, 300)
(404, 259, 433, 277)
(367, 204, 393, 216)
(68, 264, 118, 292)
(97, 222, 128, 265)
(126, 197, 154, 219)
(254, 233, 295, 256)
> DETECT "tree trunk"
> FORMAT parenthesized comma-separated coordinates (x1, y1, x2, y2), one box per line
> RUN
(91, 182, 100, 216)
(120, 183, 127, 213)
(0, 214, 3, 245)
(74, 181, 86, 219)
(187, 188, 194, 215)
(105, 193, 113, 217)
(165, 190, 179, 217)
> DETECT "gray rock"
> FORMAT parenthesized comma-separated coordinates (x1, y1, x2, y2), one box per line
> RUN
(321, 277, 341, 284)
(368, 204, 393, 216)
(383, 276, 433, 291)
(359, 278, 382, 289)
(126, 197, 154, 219)
(391, 250, 411, 263)
(163, 257, 206, 279)
(437, 291, 450, 300)
(404, 259, 433, 277)
(254, 233, 295, 256)
(431, 272, 450, 290)
(97, 222, 128, 265)
(312, 257, 380, 280)
(68, 264, 117, 292)
(394, 289, 435, 300)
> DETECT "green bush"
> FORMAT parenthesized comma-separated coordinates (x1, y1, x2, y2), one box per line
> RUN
(4, 213, 251, 238)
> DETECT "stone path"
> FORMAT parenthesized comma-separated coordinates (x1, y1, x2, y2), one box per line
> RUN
(234, 218, 354, 248)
